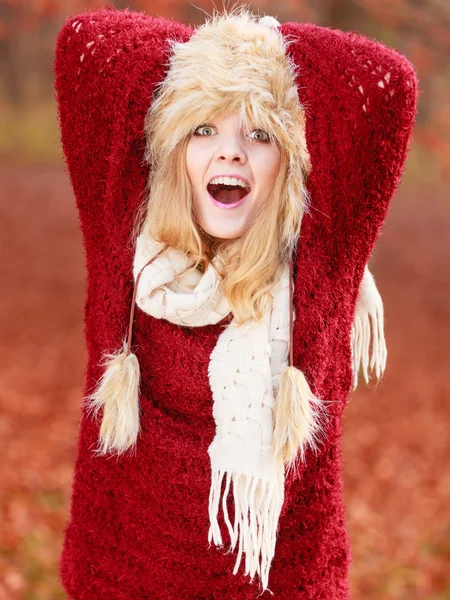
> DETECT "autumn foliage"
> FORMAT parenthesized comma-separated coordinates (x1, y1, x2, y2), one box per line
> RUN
(1, 0, 449, 175)
(0, 1, 449, 599)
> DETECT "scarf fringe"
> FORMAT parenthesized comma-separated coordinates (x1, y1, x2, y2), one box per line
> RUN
(351, 267, 387, 390)
(208, 469, 282, 594)
(83, 338, 141, 456)
(273, 366, 327, 472)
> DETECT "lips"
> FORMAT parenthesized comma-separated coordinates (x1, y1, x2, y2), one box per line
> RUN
(207, 185, 250, 210)
(207, 174, 251, 188)
(207, 183, 248, 204)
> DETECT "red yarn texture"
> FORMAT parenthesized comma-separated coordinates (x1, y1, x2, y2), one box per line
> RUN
(54, 7, 418, 599)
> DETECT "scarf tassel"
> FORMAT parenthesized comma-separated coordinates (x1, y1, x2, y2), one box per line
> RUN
(208, 469, 282, 595)
(351, 266, 387, 391)
(84, 338, 141, 456)
(272, 365, 326, 471)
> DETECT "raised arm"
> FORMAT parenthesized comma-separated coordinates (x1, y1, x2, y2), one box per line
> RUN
(54, 8, 191, 251)
(281, 22, 419, 278)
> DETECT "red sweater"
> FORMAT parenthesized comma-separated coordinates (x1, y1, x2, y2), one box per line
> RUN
(54, 7, 418, 599)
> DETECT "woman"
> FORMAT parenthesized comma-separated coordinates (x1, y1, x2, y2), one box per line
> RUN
(54, 6, 418, 598)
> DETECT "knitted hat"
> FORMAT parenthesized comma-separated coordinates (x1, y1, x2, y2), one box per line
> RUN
(84, 7, 386, 462)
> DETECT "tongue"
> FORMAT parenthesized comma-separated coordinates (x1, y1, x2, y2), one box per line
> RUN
(215, 188, 243, 204)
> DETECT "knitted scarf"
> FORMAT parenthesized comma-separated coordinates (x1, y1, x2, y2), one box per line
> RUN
(131, 231, 326, 593)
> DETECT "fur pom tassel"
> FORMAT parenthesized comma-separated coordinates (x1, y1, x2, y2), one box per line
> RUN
(83, 338, 141, 456)
(273, 366, 326, 471)
(351, 266, 387, 391)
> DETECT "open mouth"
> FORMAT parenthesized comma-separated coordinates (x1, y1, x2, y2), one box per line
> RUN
(207, 183, 250, 205)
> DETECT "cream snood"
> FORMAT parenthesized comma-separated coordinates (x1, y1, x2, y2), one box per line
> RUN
(131, 232, 326, 592)
(85, 230, 387, 593)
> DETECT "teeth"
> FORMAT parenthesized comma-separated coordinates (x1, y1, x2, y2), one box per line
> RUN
(209, 176, 250, 189)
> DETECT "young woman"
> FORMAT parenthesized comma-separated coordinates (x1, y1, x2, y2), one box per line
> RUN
(54, 6, 418, 599)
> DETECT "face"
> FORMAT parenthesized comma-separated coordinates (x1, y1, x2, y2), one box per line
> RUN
(186, 110, 281, 240)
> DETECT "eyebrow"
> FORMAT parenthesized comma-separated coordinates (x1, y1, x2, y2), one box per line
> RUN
(198, 121, 267, 130)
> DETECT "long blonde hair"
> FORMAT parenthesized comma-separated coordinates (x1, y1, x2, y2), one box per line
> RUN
(133, 5, 311, 325)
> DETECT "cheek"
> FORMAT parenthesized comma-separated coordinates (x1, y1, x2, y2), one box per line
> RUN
(259, 147, 281, 187)
(185, 141, 207, 189)
(185, 142, 196, 182)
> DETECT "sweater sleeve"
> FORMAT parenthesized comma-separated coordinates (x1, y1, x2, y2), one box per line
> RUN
(281, 23, 419, 283)
(54, 7, 127, 250)
(332, 28, 419, 280)
(54, 7, 191, 254)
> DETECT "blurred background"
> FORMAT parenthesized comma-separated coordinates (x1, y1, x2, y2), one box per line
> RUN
(0, 0, 449, 599)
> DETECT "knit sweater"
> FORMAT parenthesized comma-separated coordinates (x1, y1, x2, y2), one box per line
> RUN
(54, 7, 418, 599)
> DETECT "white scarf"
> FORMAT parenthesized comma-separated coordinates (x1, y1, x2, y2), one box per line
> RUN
(132, 231, 299, 592)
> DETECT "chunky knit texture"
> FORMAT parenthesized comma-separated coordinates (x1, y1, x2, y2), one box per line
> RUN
(54, 7, 418, 599)
(132, 234, 295, 592)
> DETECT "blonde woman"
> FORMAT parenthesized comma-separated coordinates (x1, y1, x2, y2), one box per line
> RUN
(54, 6, 418, 598)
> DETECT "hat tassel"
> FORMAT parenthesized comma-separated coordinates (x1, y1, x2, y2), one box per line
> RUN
(272, 257, 327, 471)
(84, 338, 141, 457)
(84, 246, 167, 457)
(273, 365, 326, 471)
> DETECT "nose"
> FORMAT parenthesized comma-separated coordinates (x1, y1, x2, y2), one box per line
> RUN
(216, 135, 247, 164)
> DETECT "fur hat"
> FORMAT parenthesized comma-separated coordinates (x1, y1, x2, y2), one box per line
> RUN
(145, 6, 311, 261)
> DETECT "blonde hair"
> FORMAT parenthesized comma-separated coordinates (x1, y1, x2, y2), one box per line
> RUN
(133, 5, 311, 325)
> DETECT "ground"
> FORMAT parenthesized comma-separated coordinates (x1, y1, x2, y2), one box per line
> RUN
(0, 161, 448, 599)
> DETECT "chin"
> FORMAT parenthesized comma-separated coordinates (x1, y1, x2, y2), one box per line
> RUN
(207, 230, 242, 241)
(201, 223, 244, 240)
(197, 213, 246, 240)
